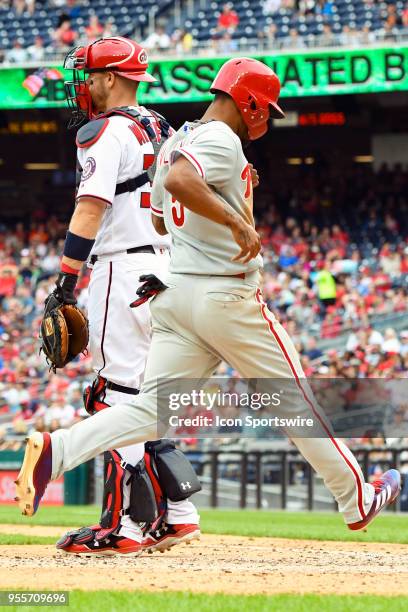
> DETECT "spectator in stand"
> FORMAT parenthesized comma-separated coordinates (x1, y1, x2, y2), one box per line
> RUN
(284, 28, 306, 48)
(263, 0, 282, 15)
(218, 31, 238, 54)
(403, 3, 408, 27)
(379, 21, 398, 41)
(172, 29, 194, 55)
(66, 0, 81, 20)
(258, 23, 278, 50)
(400, 331, 408, 356)
(385, 3, 403, 27)
(12, 0, 26, 17)
(5, 40, 28, 64)
(27, 36, 45, 62)
(102, 19, 117, 39)
(299, 0, 316, 16)
(142, 25, 171, 53)
(314, 261, 337, 315)
(217, 2, 240, 34)
(305, 337, 323, 361)
(382, 328, 401, 354)
(26, 0, 35, 15)
(0, 262, 18, 303)
(340, 25, 361, 46)
(319, 23, 335, 46)
(322, 0, 334, 16)
(52, 17, 77, 50)
(380, 244, 401, 278)
(85, 14, 104, 44)
(45, 397, 75, 428)
(359, 25, 376, 45)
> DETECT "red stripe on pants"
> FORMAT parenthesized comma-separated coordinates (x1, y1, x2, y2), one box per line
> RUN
(255, 288, 365, 519)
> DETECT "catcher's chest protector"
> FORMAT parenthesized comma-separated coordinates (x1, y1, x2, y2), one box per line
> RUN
(75, 107, 171, 192)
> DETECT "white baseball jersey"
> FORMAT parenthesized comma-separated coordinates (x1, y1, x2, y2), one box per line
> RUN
(76, 105, 170, 256)
(151, 120, 263, 275)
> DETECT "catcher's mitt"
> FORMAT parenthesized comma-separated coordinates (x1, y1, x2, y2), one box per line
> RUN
(40, 295, 89, 372)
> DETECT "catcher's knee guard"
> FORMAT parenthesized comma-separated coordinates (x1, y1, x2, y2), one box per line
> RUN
(83, 376, 110, 415)
(145, 439, 202, 501)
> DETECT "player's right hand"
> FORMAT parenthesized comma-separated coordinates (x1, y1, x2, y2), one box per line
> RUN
(230, 219, 261, 264)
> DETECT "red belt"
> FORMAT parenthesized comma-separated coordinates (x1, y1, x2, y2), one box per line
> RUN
(214, 272, 246, 279)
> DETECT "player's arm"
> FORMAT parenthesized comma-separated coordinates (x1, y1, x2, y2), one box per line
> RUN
(62, 197, 107, 271)
(51, 197, 106, 305)
(164, 156, 260, 263)
(54, 125, 121, 303)
(152, 215, 168, 235)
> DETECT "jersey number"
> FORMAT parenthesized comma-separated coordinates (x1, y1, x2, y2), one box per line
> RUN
(171, 197, 185, 227)
(241, 163, 252, 200)
(139, 153, 154, 209)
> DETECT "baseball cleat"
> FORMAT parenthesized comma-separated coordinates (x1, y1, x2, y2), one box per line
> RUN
(348, 469, 401, 531)
(143, 523, 200, 553)
(15, 432, 52, 517)
(56, 526, 143, 556)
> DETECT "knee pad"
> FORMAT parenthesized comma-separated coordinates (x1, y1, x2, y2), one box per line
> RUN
(145, 439, 202, 501)
(83, 376, 110, 415)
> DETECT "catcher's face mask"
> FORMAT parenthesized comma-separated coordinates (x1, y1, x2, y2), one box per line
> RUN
(64, 46, 94, 129)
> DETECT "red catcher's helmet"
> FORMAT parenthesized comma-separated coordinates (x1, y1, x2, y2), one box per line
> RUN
(64, 37, 156, 128)
(210, 57, 284, 140)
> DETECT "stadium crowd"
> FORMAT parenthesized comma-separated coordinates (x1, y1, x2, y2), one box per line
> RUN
(0, 164, 407, 448)
(0, 0, 408, 63)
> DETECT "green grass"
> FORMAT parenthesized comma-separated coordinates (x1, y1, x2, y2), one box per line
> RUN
(3, 591, 408, 612)
(0, 534, 55, 545)
(1, 506, 407, 544)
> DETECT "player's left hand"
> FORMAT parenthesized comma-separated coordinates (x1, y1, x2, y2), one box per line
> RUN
(230, 219, 261, 264)
(249, 163, 259, 188)
(130, 274, 168, 308)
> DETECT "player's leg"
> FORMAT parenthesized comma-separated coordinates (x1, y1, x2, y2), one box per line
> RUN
(65, 254, 197, 551)
(194, 275, 395, 526)
(20, 282, 220, 517)
(56, 258, 146, 552)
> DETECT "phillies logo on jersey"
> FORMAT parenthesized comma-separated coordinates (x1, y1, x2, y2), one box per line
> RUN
(82, 157, 96, 181)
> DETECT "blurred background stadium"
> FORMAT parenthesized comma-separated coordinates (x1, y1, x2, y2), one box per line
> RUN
(0, 0, 407, 516)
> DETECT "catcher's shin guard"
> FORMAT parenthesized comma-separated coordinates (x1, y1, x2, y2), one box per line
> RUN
(98, 450, 165, 539)
(97, 449, 126, 539)
(83, 375, 110, 415)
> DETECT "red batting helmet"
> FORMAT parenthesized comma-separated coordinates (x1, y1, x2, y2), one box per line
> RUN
(210, 57, 284, 140)
(64, 37, 156, 128)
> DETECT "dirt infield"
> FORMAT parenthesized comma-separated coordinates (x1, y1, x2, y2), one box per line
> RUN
(0, 526, 407, 596)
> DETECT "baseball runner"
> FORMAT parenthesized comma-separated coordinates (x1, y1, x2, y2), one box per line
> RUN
(35, 37, 200, 555)
(16, 57, 400, 532)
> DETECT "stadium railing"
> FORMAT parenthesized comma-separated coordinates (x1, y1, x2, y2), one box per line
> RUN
(183, 447, 408, 512)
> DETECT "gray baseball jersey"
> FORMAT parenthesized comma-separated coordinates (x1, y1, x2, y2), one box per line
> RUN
(151, 120, 263, 275)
